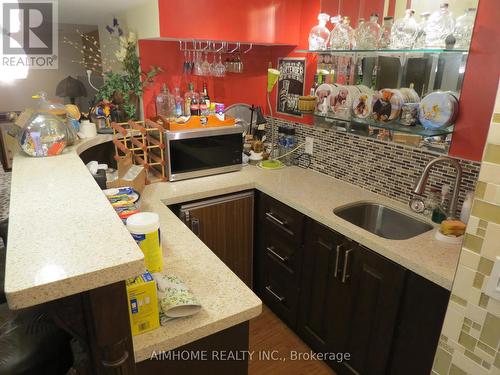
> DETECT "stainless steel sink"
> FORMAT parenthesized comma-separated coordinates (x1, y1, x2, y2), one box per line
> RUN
(334, 202, 433, 240)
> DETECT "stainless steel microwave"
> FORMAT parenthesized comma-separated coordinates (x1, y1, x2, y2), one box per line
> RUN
(165, 125, 243, 181)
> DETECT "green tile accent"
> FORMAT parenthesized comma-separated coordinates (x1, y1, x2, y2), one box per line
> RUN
(471, 200, 500, 225)
(433, 347, 452, 375)
(476, 228, 486, 237)
(451, 294, 468, 307)
(473, 272, 485, 289)
(464, 318, 473, 326)
(479, 219, 489, 229)
(484, 144, 500, 164)
(464, 349, 482, 364)
(459, 331, 477, 351)
(493, 113, 500, 123)
(463, 325, 471, 333)
(472, 322, 482, 331)
(475, 181, 487, 200)
(478, 257, 494, 276)
(449, 364, 468, 375)
(479, 293, 489, 308)
(494, 351, 500, 369)
(463, 233, 484, 253)
(479, 313, 500, 349)
(440, 334, 448, 343)
(477, 340, 496, 357)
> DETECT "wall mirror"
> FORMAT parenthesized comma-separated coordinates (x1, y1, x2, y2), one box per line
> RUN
(307, 0, 480, 153)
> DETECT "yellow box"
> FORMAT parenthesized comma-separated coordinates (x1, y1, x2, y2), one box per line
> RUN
(126, 272, 160, 336)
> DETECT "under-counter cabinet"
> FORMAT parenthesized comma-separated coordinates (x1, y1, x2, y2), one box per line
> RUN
(254, 192, 450, 375)
(254, 192, 305, 328)
(173, 191, 254, 287)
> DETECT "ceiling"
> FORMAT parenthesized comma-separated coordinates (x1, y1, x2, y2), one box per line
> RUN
(58, 0, 150, 25)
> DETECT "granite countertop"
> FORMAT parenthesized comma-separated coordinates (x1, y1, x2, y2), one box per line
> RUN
(134, 162, 460, 361)
(141, 165, 461, 291)
(5, 136, 145, 309)
(5, 135, 460, 363)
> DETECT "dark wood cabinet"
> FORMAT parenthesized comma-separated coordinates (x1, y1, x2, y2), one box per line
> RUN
(387, 273, 450, 375)
(254, 192, 305, 328)
(254, 192, 449, 375)
(177, 191, 254, 287)
(298, 221, 406, 375)
(332, 244, 406, 375)
(298, 220, 350, 354)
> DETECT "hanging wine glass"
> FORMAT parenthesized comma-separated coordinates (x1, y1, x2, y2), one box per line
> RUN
(193, 51, 202, 76)
(213, 53, 226, 77)
(201, 51, 211, 76)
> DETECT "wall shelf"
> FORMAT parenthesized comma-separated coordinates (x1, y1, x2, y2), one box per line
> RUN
(296, 48, 469, 56)
(312, 114, 454, 137)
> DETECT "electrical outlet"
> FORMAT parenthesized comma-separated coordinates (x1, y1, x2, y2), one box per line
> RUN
(305, 137, 314, 155)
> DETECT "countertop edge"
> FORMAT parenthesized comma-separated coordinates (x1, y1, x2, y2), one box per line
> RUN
(134, 304, 262, 363)
(5, 257, 146, 309)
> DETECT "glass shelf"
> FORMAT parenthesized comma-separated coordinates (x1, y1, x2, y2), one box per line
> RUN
(312, 114, 454, 137)
(296, 48, 468, 55)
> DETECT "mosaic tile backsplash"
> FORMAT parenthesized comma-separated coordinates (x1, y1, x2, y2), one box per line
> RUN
(266, 117, 481, 216)
(431, 82, 500, 375)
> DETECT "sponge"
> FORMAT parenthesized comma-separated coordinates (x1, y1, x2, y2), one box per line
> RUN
(440, 220, 466, 237)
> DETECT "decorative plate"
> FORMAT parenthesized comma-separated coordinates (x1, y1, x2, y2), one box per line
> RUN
(419, 91, 459, 129)
(372, 89, 403, 122)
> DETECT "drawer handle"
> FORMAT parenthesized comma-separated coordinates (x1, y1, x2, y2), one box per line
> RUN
(334, 244, 342, 278)
(265, 212, 287, 227)
(265, 285, 285, 302)
(266, 246, 288, 263)
(342, 249, 353, 283)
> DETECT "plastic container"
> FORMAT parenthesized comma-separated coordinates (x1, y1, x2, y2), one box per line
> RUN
(127, 212, 163, 273)
(460, 191, 473, 224)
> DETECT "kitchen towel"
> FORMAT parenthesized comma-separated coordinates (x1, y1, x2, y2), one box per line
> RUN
(153, 274, 201, 324)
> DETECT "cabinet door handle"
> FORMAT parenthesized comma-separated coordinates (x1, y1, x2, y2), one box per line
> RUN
(102, 350, 129, 368)
(191, 218, 200, 237)
(266, 246, 288, 263)
(334, 244, 342, 278)
(265, 285, 285, 302)
(265, 212, 286, 227)
(342, 249, 353, 283)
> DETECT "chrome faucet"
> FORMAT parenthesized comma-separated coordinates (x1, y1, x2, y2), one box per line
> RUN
(412, 156, 463, 219)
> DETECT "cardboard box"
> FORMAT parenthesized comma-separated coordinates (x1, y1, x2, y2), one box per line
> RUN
(126, 272, 160, 336)
(106, 154, 146, 193)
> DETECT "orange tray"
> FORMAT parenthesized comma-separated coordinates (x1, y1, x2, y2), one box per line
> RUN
(151, 115, 236, 131)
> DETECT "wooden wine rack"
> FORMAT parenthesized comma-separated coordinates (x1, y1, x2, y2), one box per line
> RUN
(111, 119, 168, 184)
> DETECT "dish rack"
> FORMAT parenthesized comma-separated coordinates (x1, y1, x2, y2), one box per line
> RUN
(111, 119, 168, 184)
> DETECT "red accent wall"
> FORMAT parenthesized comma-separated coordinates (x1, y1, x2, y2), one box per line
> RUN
(448, 0, 500, 161)
(140, 0, 499, 161)
(158, 0, 302, 45)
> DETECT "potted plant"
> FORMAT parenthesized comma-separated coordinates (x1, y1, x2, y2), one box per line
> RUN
(96, 19, 162, 121)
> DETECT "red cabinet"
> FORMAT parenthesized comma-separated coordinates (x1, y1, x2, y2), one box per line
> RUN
(158, 0, 302, 45)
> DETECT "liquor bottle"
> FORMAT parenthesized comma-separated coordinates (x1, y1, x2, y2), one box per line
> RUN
(155, 83, 175, 118)
(189, 84, 201, 116)
(173, 87, 183, 117)
(310, 74, 319, 95)
(184, 83, 195, 116)
(201, 83, 211, 115)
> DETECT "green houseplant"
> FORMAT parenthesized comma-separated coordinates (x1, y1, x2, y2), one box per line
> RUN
(97, 19, 161, 120)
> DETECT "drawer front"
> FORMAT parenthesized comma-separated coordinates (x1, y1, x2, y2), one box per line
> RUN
(261, 194, 304, 241)
(263, 228, 300, 281)
(261, 257, 300, 328)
